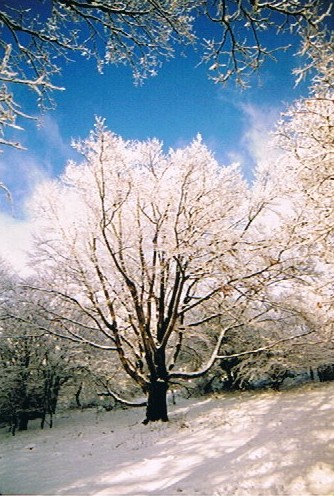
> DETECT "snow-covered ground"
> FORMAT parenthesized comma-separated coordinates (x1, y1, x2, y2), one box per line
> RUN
(1, 382, 333, 496)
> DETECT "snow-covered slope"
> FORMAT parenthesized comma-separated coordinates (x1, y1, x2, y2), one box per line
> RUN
(1, 382, 333, 495)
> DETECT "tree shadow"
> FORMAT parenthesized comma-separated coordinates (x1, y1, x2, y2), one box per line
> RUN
(1, 383, 333, 496)
(57, 383, 334, 495)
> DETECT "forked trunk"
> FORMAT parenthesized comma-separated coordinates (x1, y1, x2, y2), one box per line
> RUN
(143, 379, 169, 424)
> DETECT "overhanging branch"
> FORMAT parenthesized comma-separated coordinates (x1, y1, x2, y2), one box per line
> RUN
(216, 328, 316, 360)
(169, 327, 316, 380)
(98, 384, 147, 408)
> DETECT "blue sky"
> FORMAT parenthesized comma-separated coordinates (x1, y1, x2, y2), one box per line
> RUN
(0, 10, 312, 271)
(0, 24, 311, 205)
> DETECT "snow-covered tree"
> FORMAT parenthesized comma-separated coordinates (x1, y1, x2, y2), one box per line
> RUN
(28, 124, 244, 421)
(27, 121, 317, 422)
(218, 286, 334, 391)
(276, 99, 334, 247)
(243, 49, 334, 383)
(274, 55, 334, 334)
(0, 264, 86, 433)
(0, 329, 65, 433)
(0, 0, 331, 149)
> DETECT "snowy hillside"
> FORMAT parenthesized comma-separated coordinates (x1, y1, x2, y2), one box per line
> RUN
(1, 382, 333, 496)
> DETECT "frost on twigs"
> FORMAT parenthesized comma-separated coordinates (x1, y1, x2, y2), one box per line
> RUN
(26, 116, 333, 419)
(0, 0, 330, 148)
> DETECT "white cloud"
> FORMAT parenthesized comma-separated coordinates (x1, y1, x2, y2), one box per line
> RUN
(0, 114, 77, 274)
(226, 150, 244, 166)
(0, 151, 50, 217)
(38, 114, 73, 159)
(239, 103, 281, 164)
(0, 113, 79, 217)
(215, 88, 284, 178)
(0, 212, 34, 276)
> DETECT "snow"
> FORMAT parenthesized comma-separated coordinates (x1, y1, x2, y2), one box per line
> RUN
(1, 382, 334, 496)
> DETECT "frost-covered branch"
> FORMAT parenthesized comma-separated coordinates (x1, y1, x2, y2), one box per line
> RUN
(0, 0, 330, 149)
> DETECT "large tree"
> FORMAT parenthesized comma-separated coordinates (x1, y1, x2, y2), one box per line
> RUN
(0, 0, 331, 149)
(26, 122, 315, 422)
(28, 125, 246, 421)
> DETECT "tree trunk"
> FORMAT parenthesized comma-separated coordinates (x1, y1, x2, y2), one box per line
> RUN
(49, 376, 61, 414)
(75, 382, 83, 408)
(40, 410, 47, 429)
(143, 380, 169, 424)
(18, 412, 29, 431)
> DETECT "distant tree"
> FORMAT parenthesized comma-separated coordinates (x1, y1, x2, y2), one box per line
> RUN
(235, 56, 334, 389)
(0, 0, 331, 149)
(27, 123, 314, 422)
(0, 331, 65, 434)
(271, 61, 334, 343)
(275, 102, 334, 253)
(0, 266, 84, 434)
(218, 303, 334, 391)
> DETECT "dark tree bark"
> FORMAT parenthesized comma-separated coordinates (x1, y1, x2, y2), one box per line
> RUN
(18, 410, 47, 431)
(11, 415, 18, 436)
(18, 412, 29, 431)
(75, 382, 83, 408)
(49, 375, 62, 414)
(143, 380, 169, 424)
(318, 364, 334, 382)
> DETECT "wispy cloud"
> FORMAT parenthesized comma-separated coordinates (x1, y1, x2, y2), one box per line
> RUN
(0, 149, 43, 274)
(38, 114, 74, 161)
(215, 86, 283, 179)
(239, 103, 281, 164)
(0, 149, 50, 218)
(0, 113, 79, 217)
(0, 212, 34, 275)
(0, 114, 77, 275)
